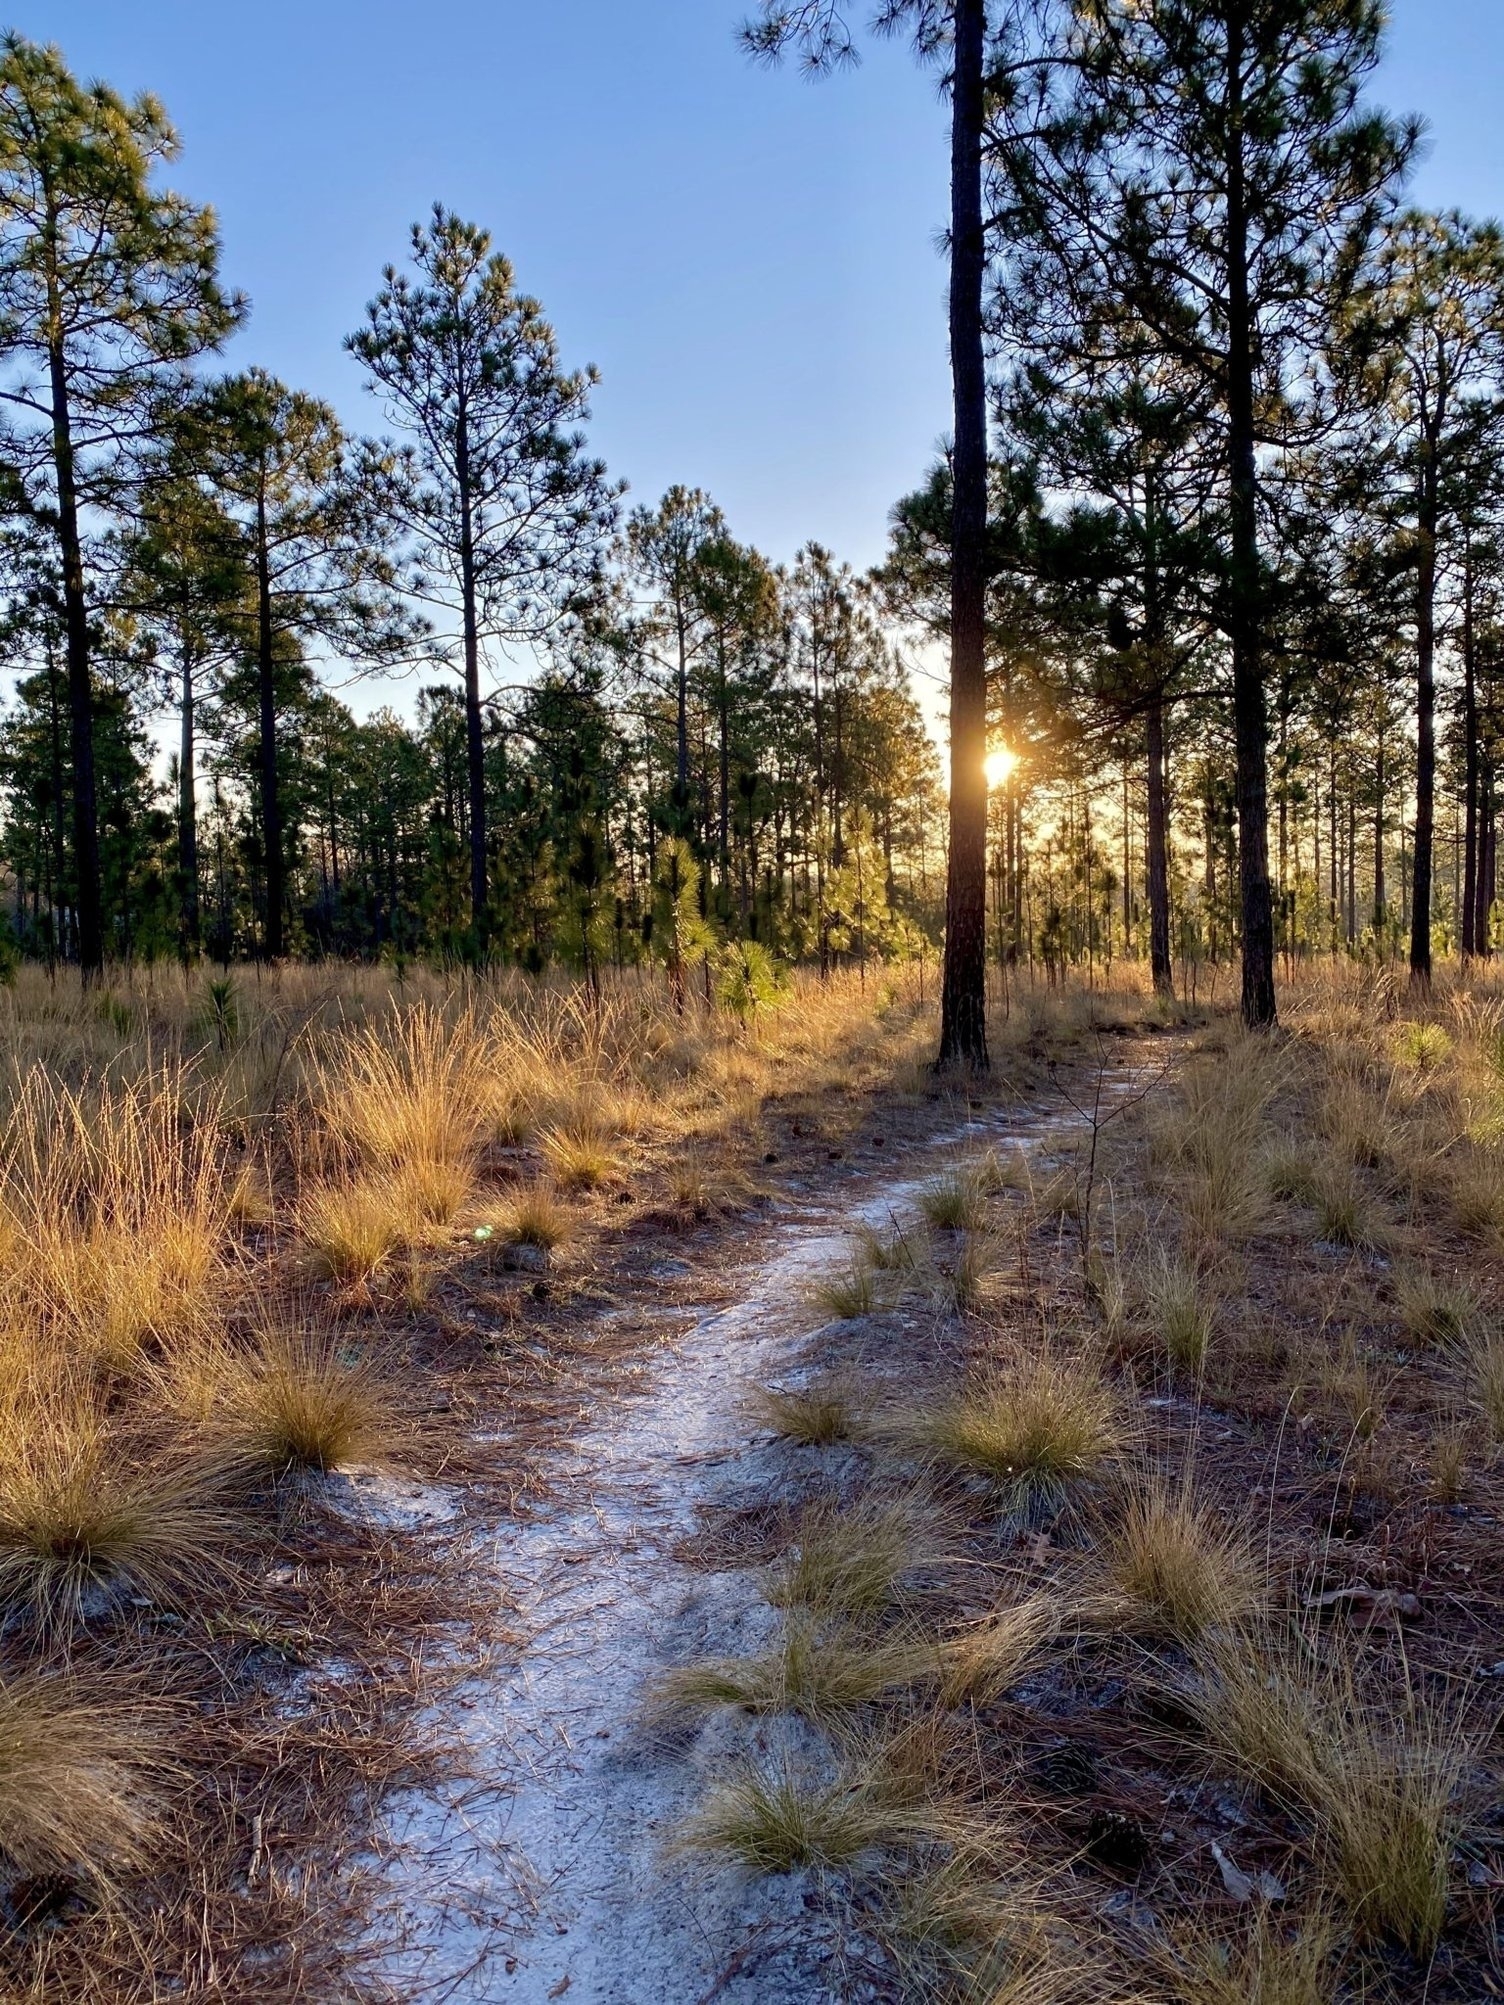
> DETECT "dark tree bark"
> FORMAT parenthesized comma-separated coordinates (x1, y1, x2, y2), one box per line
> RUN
(179, 642, 200, 956)
(254, 487, 285, 961)
(47, 334, 104, 981)
(1145, 690, 1173, 994)
(1223, 9, 1276, 1028)
(1462, 545, 1479, 958)
(1410, 448, 1439, 989)
(937, 0, 991, 1071)
(455, 401, 490, 946)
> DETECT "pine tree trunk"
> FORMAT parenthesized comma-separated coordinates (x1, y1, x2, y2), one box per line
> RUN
(1146, 690, 1173, 994)
(456, 415, 488, 946)
(179, 644, 200, 957)
(1223, 12, 1276, 1027)
(1410, 454, 1438, 990)
(1462, 547, 1479, 958)
(254, 488, 285, 961)
(937, 0, 990, 1072)
(47, 334, 104, 982)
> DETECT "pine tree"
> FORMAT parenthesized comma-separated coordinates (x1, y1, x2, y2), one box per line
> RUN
(743, 0, 1007, 1068)
(194, 371, 411, 959)
(1005, 0, 1414, 1024)
(348, 208, 619, 951)
(0, 34, 241, 977)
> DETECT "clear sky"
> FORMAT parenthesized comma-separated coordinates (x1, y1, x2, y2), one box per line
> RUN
(30, 0, 1504, 583)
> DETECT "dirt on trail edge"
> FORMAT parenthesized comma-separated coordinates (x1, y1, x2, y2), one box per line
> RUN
(357, 1079, 1123, 2005)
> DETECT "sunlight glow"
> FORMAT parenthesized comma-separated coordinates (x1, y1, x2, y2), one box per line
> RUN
(984, 745, 1019, 789)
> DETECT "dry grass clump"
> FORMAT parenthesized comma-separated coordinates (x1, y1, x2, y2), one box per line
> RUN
(683, 1757, 936, 1873)
(1141, 1253, 1217, 1375)
(1150, 1052, 1282, 1245)
(909, 1352, 1120, 1505)
(767, 1492, 937, 1617)
(1316, 1076, 1397, 1171)
(1308, 1166, 1386, 1250)
(1446, 1149, 1504, 1243)
(1102, 1485, 1260, 1640)
(1459, 1324, 1504, 1440)
(939, 1595, 1057, 1707)
(658, 1145, 755, 1222)
(1156, 1906, 1338, 2005)
(919, 1167, 993, 1232)
(299, 1176, 411, 1283)
(0, 1674, 160, 1880)
(914, 1228, 1008, 1318)
(321, 1002, 493, 1177)
(1261, 1139, 1323, 1206)
(1194, 1638, 1468, 1951)
(655, 1617, 935, 1722)
(538, 1117, 621, 1191)
(0, 1070, 233, 1366)
(1394, 1267, 1478, 1347)
(807, 1252, 892, 1320)
(0, 1381, 234, 1627)
(495, 1178, 572, 1250)
(747, 1376, 855, 1445)
(186, 1322, 405, 1475)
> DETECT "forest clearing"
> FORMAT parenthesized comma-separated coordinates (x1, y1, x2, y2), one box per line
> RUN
(0, 960, 1498, 2003)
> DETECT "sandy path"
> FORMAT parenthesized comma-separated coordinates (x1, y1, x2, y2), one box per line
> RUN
(365, 1095, 1096, 2005)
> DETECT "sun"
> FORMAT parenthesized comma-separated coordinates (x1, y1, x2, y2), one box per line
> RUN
(984, 745, 1019, 789)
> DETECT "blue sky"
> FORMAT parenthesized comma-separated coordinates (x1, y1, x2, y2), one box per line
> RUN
(32, 0, 1504, 581)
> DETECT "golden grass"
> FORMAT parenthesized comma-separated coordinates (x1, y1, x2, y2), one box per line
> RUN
(746, 1377, 854, 1445)
(538, 1119, 621, 1191)
(939, 1595, 1057, 1707)
(1156, 1906, 1339, 2005)
(1194, 1637, 1467, 1951)
(683, 1757, 933, 1873)
(495, 1178, 572, 1250)
(0, 1379, 233, 1627)
(321, 1002, 494, 1174)
(909, 1352, 1119, 1504)
(767, 1492, 936, 1617)
(183, 1322, 406, 1474)
(0, 1674, 160, 1880)
(1102, 1484, 1260, 1640)
(654, 1616, 936, 1722)
(299, 1175, 426, 1282)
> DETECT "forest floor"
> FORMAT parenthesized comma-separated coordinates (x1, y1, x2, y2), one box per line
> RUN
(342, 971, 1504, 2005)
(360, 1065, 1126, 2003)
(2, 965, 1501, 2005)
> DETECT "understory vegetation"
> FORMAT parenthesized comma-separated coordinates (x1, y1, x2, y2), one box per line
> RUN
(668, 961, 1504, 2004)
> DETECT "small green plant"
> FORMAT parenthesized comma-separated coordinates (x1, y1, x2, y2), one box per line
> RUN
(198, 975, 239, 1053)
(1392, 1021, 1453, 1072)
